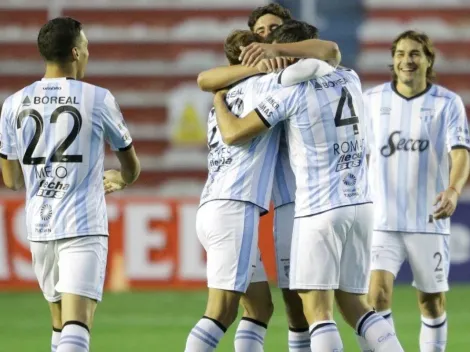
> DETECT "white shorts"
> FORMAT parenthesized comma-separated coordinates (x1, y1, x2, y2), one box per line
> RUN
(290, 204, 373, 293)
(30, 236, 108, 302)
(274, 202, 295, 288)
(197, 200, 266, 292)
(252, 251, 268, 284)
(371, 231, 450, 293)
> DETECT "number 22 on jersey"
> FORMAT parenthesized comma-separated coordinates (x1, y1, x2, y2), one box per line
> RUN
(17, 105, 83, 165)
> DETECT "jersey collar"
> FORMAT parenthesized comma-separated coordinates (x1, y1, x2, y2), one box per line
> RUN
(391, 81, 433, 101)
(41, 77, 76, 81)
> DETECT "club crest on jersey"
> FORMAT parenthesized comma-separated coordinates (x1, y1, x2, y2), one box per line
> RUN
(419, 108, 435, 123)
(380, 107, 391, 115)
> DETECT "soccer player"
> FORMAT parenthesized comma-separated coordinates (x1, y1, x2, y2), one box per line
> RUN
(197, 5, 340, 350)
(185, 26, 334, 352)
(360, 30, 470, 352)
(0, 17, 140, 352)
(212, 21, 405, 352)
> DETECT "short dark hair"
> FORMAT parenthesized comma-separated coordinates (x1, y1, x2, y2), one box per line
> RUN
(390, 30, 436, 83)
(265, 20, 319, 44)
(224, 30, 262, 65)
(37, 17, 82, 63)
(248, 3, 292, 31)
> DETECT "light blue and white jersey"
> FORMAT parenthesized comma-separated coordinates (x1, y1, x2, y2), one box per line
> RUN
(272, 59, 335, 209)
(255, 68, 371, 217)
(364, 83, 470, 235)
(271, 126, 296, 208)
(0, 77, 133, 241)
(200, 74, 284, 212)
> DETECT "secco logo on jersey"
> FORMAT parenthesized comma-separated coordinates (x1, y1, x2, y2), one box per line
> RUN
(334, 139, 365, 172)
(34, 165, 70, 199)
(380, 130, 429, 157)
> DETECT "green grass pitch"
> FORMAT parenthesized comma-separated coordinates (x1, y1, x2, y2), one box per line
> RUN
(0, 285, 468, 351)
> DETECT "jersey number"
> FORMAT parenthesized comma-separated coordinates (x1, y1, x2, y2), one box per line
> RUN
(207, 107, 219, 151)
(434, 252, 443, 272)
(335, 87, 359, 135)
(17, 105, 83, 165)
(207, 98, 243, 151)
(208, 126, 219, 150)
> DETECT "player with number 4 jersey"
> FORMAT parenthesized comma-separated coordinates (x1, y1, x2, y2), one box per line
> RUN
(213, 21, 404, 352)
(186, 26, 338, 352)
(0, 17, 140, 352)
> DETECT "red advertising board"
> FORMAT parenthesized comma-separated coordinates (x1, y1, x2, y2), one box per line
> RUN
(0, 197, 277, 291)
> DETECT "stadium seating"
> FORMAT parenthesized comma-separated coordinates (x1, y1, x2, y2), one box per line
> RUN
(1, 0, 469, 193)
(359, 0, 470, 115)
(0, 0, 266, 193)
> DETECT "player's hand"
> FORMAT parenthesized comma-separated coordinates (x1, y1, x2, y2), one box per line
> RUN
(240, 43, 280, 67)
(433, 187, 459, 219)
(214, 89, 228, 104)
(256, 58, 290, 73)
(103, 169, 127, 195)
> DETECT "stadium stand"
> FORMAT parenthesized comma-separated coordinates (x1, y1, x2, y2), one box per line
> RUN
(1, 0, 469, 193)
(0, 0, 266, 195)
(359, 0, 470, 117)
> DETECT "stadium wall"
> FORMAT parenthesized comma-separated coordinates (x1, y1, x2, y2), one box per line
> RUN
(0, 196, 469, 291)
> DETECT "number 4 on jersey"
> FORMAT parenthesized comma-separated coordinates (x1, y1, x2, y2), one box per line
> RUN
(335, 87, 359, 135)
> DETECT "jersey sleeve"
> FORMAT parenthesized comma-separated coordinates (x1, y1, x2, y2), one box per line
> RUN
(446, 95, 470, 152)
(278, 59, 335, 87)
(0, 98, 19, 160)
(101, 90, 133, 151)
(254, 84, 302, 128)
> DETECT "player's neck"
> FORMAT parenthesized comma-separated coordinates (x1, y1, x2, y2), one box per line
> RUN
(395, 80, 428, 98)
(43, 63, 77, 80)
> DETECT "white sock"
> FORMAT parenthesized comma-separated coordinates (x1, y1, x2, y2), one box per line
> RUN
(379, 309, 395, 330)
(185, 316, 226, 352)
(356, 309, 396, 351)
(234, 317, 267, 351)
(288, 328, 311, 351)
(309, 320, 343, 351)
(51, 328, 61, 352)
(420, 313, 447, 352)
(357, 311, 404, 352)
(57, 322, 90, 352)
(356, 333, 375, 352)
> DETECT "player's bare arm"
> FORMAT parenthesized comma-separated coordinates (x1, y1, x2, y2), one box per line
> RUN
(0, 159, 24, 190)
(197, 65, 260, 92)
(434, 148, 470, 219)
(240, 39, 341, 68)
(114, 146, 140, 183)
(213, 91, 268, 145)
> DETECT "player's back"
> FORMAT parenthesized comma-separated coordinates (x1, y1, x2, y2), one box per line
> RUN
(201, 74, 282, 212)
(1, 77, 128, 240)
(287, 68, 370, 216)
